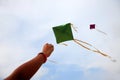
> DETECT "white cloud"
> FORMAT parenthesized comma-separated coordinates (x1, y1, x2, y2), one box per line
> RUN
(0, 0, 120, 79)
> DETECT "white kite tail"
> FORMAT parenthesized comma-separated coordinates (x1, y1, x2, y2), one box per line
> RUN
(71, 23, 78, 32)
(59, 43, 68, 46)
(73, 39, 116, 62)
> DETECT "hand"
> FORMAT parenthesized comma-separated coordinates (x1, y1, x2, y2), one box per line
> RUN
(42, 43, 54, 57)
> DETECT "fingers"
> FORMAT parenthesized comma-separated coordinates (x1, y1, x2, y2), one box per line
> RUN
(46, 43, 53, 46)
(43, 43, 54, 57)
(46, 43, 54, 49)
(48, 43, 54, 52)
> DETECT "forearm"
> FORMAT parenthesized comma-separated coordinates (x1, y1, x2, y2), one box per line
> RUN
(5, 53, 46, 80)
(4, 43, 54, 80)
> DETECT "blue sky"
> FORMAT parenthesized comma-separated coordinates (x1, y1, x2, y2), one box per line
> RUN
(0, 0, 120, 80)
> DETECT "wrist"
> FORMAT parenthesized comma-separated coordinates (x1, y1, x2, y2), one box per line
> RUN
(38, 52, 47, 63)
(42, 51, 49, 57)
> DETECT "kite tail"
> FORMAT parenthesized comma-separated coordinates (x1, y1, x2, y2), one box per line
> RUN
(59, 43, 68, 46)
(73, 39, 116, 62)
(93, 50, 116, 62)
(96, 29, 107, 35)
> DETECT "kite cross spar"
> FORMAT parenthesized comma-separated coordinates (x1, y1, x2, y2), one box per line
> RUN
(52, 23, 116, 62)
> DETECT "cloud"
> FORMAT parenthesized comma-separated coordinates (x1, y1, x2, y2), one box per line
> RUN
(0, 0, 52, 78)
(0, 0, 120, 80)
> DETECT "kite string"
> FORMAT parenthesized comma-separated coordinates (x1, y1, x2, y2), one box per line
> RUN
(48, 59, 57, 64)
(73, 39, 116, 62)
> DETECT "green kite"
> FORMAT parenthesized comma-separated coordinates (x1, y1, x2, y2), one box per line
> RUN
(53, 23, 74, 44)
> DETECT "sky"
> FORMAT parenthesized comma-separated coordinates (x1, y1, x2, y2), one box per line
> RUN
(0, 0, 120, 80)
